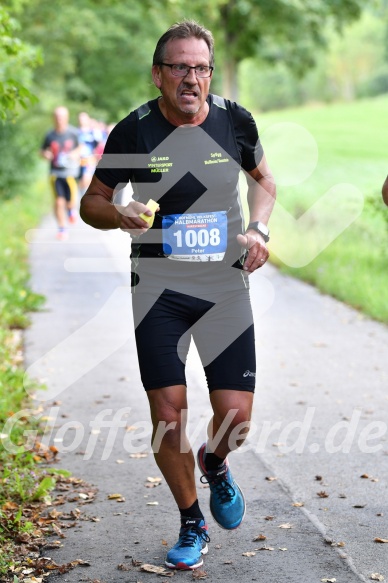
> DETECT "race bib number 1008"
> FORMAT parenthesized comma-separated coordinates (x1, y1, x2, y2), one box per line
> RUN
(162, 211, 227, 262)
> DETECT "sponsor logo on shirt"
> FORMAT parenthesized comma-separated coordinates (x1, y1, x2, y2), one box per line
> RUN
(204, 151, 230, 165)
(148, 155, 173, 173)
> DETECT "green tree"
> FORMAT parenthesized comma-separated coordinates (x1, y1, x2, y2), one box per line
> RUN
(11, 0, 366, 118)
(17, 0, 169, 121)
(149, 0, 363, 101)
(239, 7, 388, 112)
(0, 4, 41, 119)
(0, 3, 42, 199)
(325, 10, 387, 100)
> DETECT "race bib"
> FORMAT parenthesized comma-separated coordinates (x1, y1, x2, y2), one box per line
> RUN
(56, 152, 69, 168)
(162, 211, 227, 262)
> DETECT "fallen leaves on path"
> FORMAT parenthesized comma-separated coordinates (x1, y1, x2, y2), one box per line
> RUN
(192, 570, 208, 579)
(0, 474, 98, 582)
(117, 563, 132, 571)
(107, 493, 125, 502)
(29, 442, 60, 464)
(317, 491, 329, 498)
(140, 563, 169, 574)
(147, 476, 162, 483)
(253, 534, 267, 541)
(360, 473, 379, 481)
(145, 476, 162, 489)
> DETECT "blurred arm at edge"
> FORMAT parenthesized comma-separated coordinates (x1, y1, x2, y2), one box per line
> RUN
(382, 175, 388, 206)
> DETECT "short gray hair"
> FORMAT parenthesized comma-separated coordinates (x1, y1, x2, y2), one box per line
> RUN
(153, 20, 215, 67)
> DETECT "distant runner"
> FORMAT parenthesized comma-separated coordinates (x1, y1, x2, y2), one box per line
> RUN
(41, 106, 81, 240)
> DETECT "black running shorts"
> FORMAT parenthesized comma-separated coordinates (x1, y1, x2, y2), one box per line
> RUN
(132, 288, 256, 393)
(50, 176, 78, 203)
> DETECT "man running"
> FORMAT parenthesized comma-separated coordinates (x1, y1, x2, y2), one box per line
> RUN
(80, 20, 276, 570)
(41, 106, 81, 239)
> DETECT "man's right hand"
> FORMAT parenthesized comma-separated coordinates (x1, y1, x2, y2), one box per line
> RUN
(41, 149, 54, 161)
(115, 201, 160, 236)
(80, 176, 160, 234)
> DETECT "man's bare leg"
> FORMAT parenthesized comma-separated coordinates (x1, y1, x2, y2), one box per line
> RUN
(197, 389, 254, 530)
(147, 384, 197, 509)
(54, 196, 67, 229)
(208, 389, 254, 458)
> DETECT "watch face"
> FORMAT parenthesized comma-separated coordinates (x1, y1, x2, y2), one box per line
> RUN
(257, 222, 269, 236)
(247, 221, 269, 241)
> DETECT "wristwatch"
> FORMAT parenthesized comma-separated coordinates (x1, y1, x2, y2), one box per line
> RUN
(246, 221, 270, 242)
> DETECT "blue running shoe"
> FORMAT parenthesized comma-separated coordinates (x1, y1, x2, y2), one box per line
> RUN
(197, 443, 246, 530)
(165, 518, 210, 570)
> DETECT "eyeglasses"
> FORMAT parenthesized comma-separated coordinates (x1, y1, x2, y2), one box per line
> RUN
(159, 63, 213, 78)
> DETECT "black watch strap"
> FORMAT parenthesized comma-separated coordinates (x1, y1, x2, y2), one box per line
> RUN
(246, 221, 270, 242)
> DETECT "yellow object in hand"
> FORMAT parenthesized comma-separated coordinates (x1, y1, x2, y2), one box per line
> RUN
(139, 199, 159, 228)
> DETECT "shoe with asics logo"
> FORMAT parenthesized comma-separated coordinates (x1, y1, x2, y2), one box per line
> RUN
(197, 443, 246, 530)
(165, 517, 210, 570)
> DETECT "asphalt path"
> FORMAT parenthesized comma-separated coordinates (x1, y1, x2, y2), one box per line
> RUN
(24, 215, 388, 583)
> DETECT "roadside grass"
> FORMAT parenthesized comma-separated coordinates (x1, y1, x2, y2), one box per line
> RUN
(0, 178, 63, 578)
(0, 177, 48, 395)
(0, 177, 48, 431)
(253, 95, 388, 323)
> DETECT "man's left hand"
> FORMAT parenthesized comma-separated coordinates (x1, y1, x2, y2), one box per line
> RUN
(236, 230, 269, 273)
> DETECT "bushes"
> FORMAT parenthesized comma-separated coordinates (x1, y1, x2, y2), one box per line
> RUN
(0, 119, 39, 200)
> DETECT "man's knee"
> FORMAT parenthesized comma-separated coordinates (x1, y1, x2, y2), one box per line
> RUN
(55, 195, 65, 208)
(148, 390, 188, 451)
(211, 391, 253, 427)
(148, 386, 187, 419)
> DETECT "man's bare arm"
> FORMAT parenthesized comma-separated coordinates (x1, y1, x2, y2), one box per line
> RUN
(80, 175, 157, 234)
(40, 148, 53, 161)
(382, 176, 388, 206)
(236, 154, 276, 273)
(246, 154, 276, 225)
